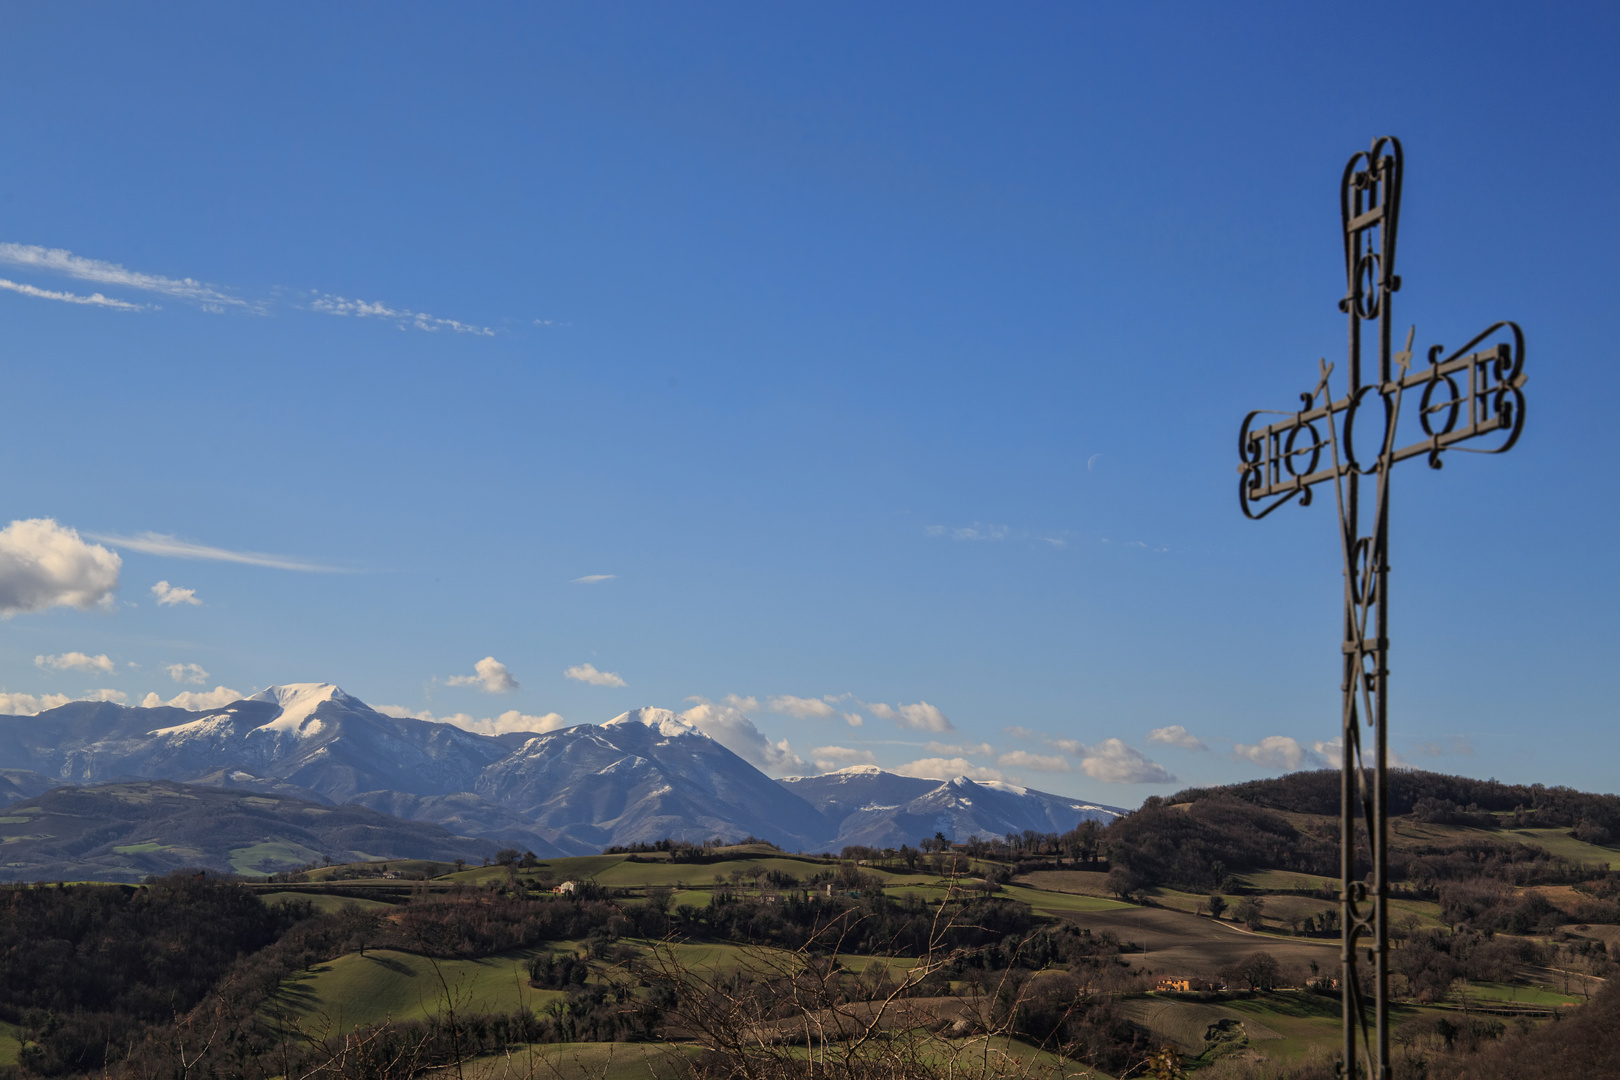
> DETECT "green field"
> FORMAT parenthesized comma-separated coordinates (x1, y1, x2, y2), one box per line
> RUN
(299, 858, 455, 881)
(1458, 981, 1583, 1007)
(230, 840, 327, 875)
(0, 1019, 20, 1067)
(1240, 870, 1336, 893)
(1214, 992, 1344, 1062)
(1502, 828, 1618, 870)
(257, 890, 398, 913)
(1004, 884, 1132, 916)
(270, 947, 565, 1032)
(461, 1041, 694, 1080)
(112, 841, 168, 855)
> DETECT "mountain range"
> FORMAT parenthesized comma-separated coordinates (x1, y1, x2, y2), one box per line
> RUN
(0, 683, 1124, 863)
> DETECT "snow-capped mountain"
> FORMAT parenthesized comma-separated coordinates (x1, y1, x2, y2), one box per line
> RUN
(780, 765, 1125, 850)
(0, 686, 1126, 856)
(475, 707, 827, 851)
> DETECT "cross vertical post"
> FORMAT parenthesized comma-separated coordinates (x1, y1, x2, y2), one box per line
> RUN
(1237, 136, 1528, 1080)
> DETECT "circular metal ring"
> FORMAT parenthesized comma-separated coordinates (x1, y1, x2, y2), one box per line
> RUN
(1419, 373, 1461, 437)
(1282, 420, 1322, 478)
(1341, 385, 1391, 474)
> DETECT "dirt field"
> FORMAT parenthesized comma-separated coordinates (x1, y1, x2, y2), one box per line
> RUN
(1037, 902, 1338, 980)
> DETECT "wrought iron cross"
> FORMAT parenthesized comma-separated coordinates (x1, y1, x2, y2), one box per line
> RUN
(1238, 136, 1527, 1080)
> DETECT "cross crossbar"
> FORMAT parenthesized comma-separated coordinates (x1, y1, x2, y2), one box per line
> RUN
(1239, 322, 1526, 518)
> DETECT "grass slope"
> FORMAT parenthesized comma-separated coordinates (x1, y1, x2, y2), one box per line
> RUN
(271, 948, 563, 1032)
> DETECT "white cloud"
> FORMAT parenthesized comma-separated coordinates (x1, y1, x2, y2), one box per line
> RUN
(142, 685, 243, 710)
(151, 580, 202, 607)
(767, 694, 837, 719)
(843, 712, 864, 727)
(925, 522, 1011, 541)
(165, 662, 209, 685)
(811, 745, 879, 771)
(0, 277, 146, 309)
(0, 691, 72, 715)
(0, 687, 123, 712)
(722, 694, 760, 712)
(35, 652, 115, 674)
(0, 519, 122, 617)
(448, 656, 519, 693)
(864, 700, 954, 733)
(1233, 735, 1318, 772)
(0, 242, 249, 308)
(374, 704, 436, 721)
(929, 741, 994, 758)
(1004, 725, 1087, 756)
(88, 531, 343, 572)
(1410, 736, 1477, 758)
(680, 698, 804, 774)
(563, 663, 625, 689)
(998, 750, 1072, 773)
(377, 704, 570, 736)
(894, 757, 1006, 783)
(572, 574, 615, 584)
(309, 293, 495, 336)
(1313, 735, 1406, 768)
(1078, 738, 1175, 784)
(1147, 725, 1208, 751)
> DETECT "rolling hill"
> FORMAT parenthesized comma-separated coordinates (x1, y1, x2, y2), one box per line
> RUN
(0, 780, 499, 882)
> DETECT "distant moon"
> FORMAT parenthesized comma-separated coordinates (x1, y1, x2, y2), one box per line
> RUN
(1087, 453, 1103, 472)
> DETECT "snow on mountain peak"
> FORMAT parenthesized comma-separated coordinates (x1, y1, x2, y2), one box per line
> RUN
(602, 707, 704, 739)
(977, 779, 1030, 796)
(247, 683, 350, 736)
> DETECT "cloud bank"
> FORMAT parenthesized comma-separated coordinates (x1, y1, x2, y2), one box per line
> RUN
(375, 704, 569, 737)
(810, 745, 879, 771)
(36, 652, 114, 674)
(1233, 735, 1319, 771)
(151, 580, 201, 607)
(894, 757, 1005, 783)
(564, 663, 626, 688)
(1077, 738, 1174, 784)
(448, 656, 519, 693)
(998, 750, 1072, 773)
(865, 700, 954, 733)
(767, 695, 837, 719)
(1147, 725, 1208, 751)
(0, 519, 121, 617)
(141, 686, 243, 710)
(165, 663, 209, 685)
(680, 698, 804, 774)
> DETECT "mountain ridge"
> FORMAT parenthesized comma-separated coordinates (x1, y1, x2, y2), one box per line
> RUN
(0, 684, 1127, 854)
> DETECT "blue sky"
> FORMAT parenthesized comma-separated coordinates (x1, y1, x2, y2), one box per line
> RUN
(1, 3, 1615, 804)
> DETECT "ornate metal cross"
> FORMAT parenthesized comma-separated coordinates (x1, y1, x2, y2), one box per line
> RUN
(1237, 136, 1527, 1080)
